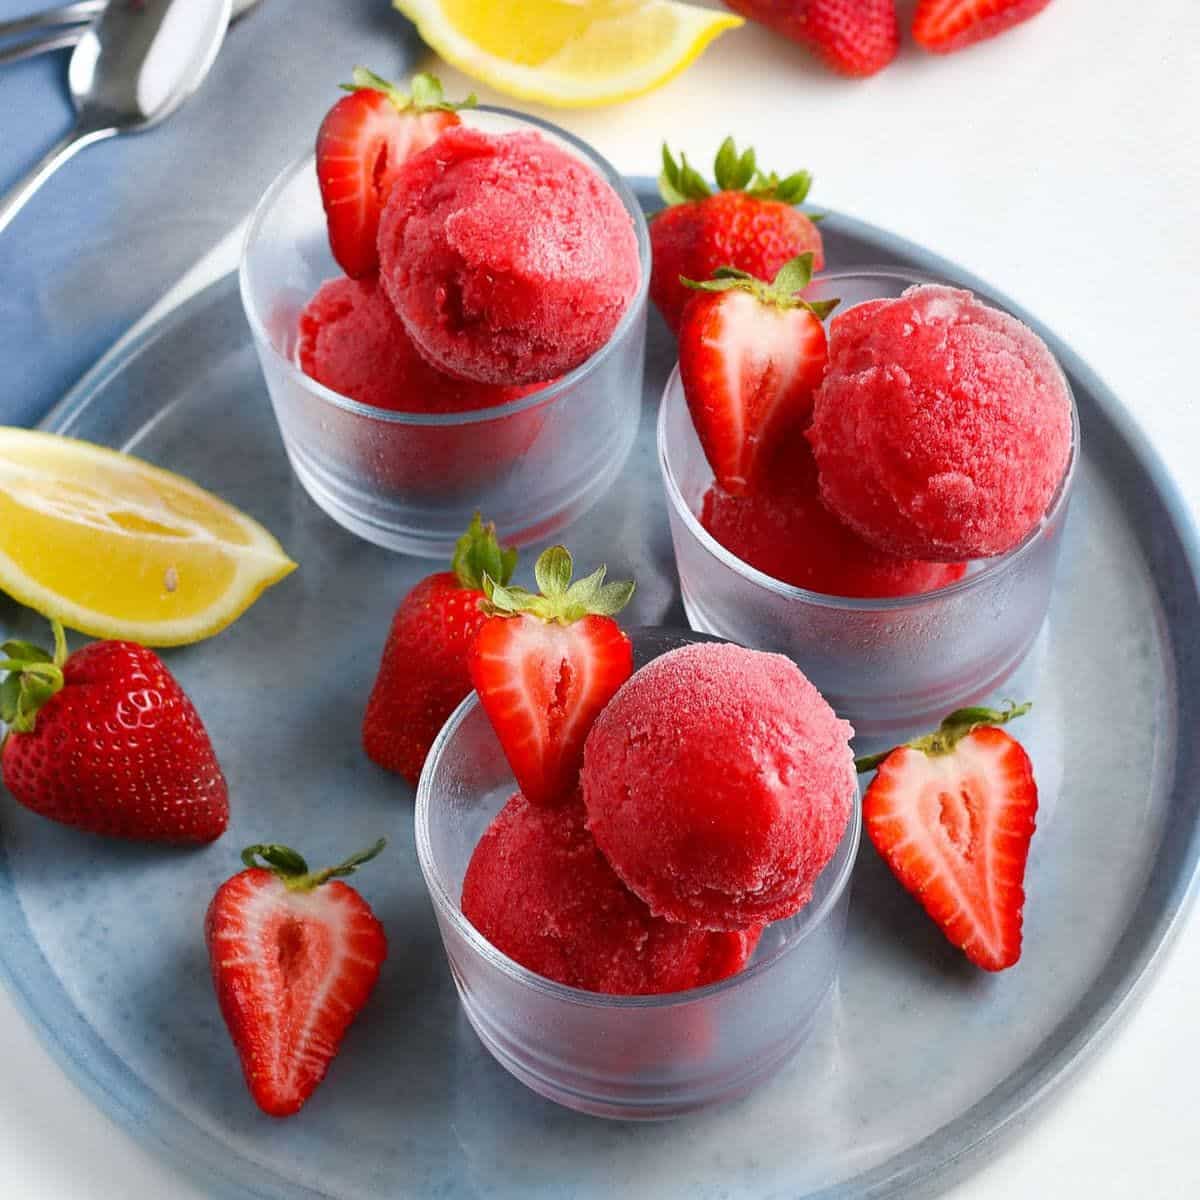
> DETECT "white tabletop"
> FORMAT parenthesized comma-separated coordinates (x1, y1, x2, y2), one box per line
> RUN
(2, 0, 1199, 1194)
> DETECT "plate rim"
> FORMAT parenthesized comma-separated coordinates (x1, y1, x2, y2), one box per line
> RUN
(2, 187, 1199, 1200)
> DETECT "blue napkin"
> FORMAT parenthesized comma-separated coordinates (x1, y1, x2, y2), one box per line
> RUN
(0, 0, 422, 426)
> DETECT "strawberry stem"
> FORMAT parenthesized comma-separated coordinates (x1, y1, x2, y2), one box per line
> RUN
(340, 66, 477, 114)
(241, 838, 387, 892)
(680, 254, 838, 317)
(482, 546, 634, 625)
(451, 512, 517, 593)
(0, 618, 68, 736)
(855, 701, 1032, 773)
(659, 137, 813, 208)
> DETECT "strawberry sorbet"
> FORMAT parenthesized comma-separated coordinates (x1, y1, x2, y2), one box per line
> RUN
(702, 430, 967, 598)
(462, 791, 760, 995)
(582, 643, 856, 932)
(377, 126, 641, 386)
(297, 276, 539, 412)
(808, 286, 1072, 561)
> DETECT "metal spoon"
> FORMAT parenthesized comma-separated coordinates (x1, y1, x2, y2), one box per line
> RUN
(0, 1, 103, 38)
(0, 0, 231, 235)
(0, 0, 258, 67)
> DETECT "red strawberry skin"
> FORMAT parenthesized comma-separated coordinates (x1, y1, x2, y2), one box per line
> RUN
(913, 0, 1053, 53)
(1, 641, 228, 843)
(678, 287, 828, 496)
(362, 571, 488, 785)
(725, 0, 900, 77)
(316, 89, 457, 279)
(469, 613, 633, 809)
(205, 869, 387, 1117)
(651, 192, 824, 335)
(864, 726, 1037, 970)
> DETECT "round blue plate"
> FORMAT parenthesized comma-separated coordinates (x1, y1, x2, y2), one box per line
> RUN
(1, 190, 1198, 1199)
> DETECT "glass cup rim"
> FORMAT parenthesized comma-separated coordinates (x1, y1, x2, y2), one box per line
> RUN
(657, 266, 1081, 612)
(237, 105, 652, 429)
(414, 638, 863, 1011)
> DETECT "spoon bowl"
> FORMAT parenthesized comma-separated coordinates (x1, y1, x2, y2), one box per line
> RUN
(0, 0, 231, 234)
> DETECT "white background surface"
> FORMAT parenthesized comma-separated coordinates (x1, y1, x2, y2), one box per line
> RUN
(2, 0, 1199, 1195)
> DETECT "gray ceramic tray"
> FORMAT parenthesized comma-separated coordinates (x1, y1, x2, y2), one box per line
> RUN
(1, 190, 1198, 1200)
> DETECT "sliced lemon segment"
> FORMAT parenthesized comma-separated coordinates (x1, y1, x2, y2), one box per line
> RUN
(394, 0, 742, 107)
(0, 428, 296, 646)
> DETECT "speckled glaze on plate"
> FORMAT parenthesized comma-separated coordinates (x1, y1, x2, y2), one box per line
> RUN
(0, 187, 1197, 1200)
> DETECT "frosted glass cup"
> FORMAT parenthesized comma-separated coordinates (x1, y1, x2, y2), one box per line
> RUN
(240, 109, 649, 558)
(415, 629, 861, 1120)
(659, 270, 1079, 736)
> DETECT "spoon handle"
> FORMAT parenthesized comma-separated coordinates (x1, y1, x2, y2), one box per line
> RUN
(0, 28, 80, 65)
(0, 119, 115, 236)
(0, 1, 102, 39)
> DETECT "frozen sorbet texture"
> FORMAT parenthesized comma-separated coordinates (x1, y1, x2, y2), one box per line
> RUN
(297, 276, 539, 412)
(462, 792, 760, 995)
(377, 126, 641, 386)
(808, 286, 1073, 560)
(701, 431, 967, 598)
(582, 643, 856, 931)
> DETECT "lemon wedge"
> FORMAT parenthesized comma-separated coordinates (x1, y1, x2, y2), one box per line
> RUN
(0, 428, 296, 647)
(393, 0, 742, 108)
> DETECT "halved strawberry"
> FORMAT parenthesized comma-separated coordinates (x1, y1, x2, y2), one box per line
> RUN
(468, 546, 634, 808)
(913, 0, 1053, 54)
(678, 253, 836, 496)
(316, 68, 474, 278)
(205, 839, 388, 1117)
(858, 702, 1037, 971)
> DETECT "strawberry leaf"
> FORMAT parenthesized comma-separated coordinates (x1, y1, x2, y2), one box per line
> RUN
(452, 513, 517, 592)
(769, 253, 815, 297)
(341, 67, 476, 113)
(241, 839, 387, 891)
(534, 546, 574, 598)
(483, 547, 634, 624)
(0, 673, 20, 726)
(242, 843, 310, 876)
(659, 143, 711, 206)
(856, 700, 1032, 773)
(773, 170, 813, 206)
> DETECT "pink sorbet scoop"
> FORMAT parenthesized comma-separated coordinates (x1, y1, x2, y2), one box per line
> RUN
(462, 791, 760, 995)
(807, 285, 1073, 561)
(297, 275, 540, 412)
(582, 642, 856, 932)
(377, 126, 641, 387)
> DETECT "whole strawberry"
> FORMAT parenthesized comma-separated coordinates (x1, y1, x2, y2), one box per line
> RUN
(206, 839, 388, 1117)
(725, 0, 900, 77)
(0, 621, 227, 842)
(363, 514, 517, 785)
(857, 702, 1037, 971)
(913, 0, 1053, 54)
(316, 68, 475, 278)
(651, 138, 824, 336)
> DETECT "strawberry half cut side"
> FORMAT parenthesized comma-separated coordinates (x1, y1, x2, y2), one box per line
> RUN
(678, 253, 837, 496)
(205, 839, 389, 1117)
(857, 702, 1038, 971)
(468, 546, 635, 808)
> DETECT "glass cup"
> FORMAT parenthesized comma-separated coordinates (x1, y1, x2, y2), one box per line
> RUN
(239, 109, 649, 558)
(658, 270, 1079, 736)
(415, 628, 861, 1120)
